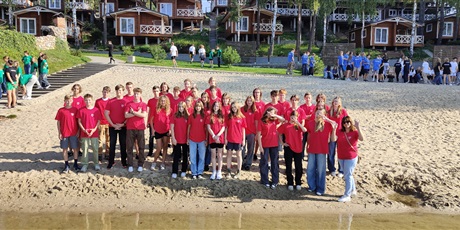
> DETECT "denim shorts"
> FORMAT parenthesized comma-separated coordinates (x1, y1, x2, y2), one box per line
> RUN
(60, 135, 78, 149)
(226, 142, 242, 151)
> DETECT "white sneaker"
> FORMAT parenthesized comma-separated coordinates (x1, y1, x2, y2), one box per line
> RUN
(45, 85, 51, 89)
(180, 172, 186, 178)
(338, 173, 344, 178)
(95, 164, 101, 171)
(137, 166, 143, 172)
(296, 185, 301, 191)
(160, 164, 165, 170)
(172, 173, 177, 179)
(216, 171, 222, 180)
(288, 185, 294, 191)
(338, 196, 351, 202)
(316, 192, 322, 196)
(331, 171, 337, 177)
(150, 163, 156, 171)
(36, 86, 43, 89)
(210, 171, 216, 180)
(351, 190, 357, 197)
(128, 166, 133, 172)
(80, 165, 88, 172)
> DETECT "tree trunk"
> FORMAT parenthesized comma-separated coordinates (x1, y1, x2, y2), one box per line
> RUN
(308, 12, 316, 52)
(256, 0, 260, 49)
(437, 0, 444, 45)
(410, 0, 417, 58)
(103, 0, 107, 47)
(361, 12, 364, 52)
(418, 0, 425, 36)
(322, 12, 327, 48)
(8, 5, 13, 29)
(268, 0, 278, 63)
(295, 3, 302, 61)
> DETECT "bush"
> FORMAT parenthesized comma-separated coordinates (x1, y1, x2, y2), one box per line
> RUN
(122, 46, 133, 56)
(149, 45, 167, 62)
(0, 30, 38, 62)
(313, 55, 325, 76)
(70, 49, 82, 57)
(222, 46, 241, 66)
(137, 44, 151, 53)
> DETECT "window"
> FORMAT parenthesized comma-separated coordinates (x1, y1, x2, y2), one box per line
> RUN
(389, 9, 397, 17)
(105, 3, 115, 15)
(442, 22, 453, 36)
(48, 0, 61, 9)
(159, 3, 172, 17)
(218, 0, 228, 6)
(426, 23, 432, 33)
(236, 16, 248, 32)
(20, 18, 36, 35)
(375, 27, 388, 44)
(350, 32, 355, 41)
(120, 18, 134, 34)
(362, 29, 366, 38)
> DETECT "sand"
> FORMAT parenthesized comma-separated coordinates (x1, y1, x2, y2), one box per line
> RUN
(0, 61, 459, 215)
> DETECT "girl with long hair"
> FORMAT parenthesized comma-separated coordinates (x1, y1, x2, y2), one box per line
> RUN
(300, 92, 315, 159)
(336, 116, 363, 202)
(241, 96, 258, 170)
(150, 95, 172, 171)
(253, 88, 265, 161)
(187, 101, 207, 179)
(207, 101, 226, 180)
(200, 91, 211, 114)
(327, 97, 348, 177)
(221, 93, 231, 117)
(171, 101, 189, 178)
(306, 109, 337, 196)
(225, 102, 246, 179)
(160, 82, 174, 102)
(185, 96, 195, 115)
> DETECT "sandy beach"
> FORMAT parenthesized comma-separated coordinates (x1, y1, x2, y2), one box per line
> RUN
(1, 60, 459, 216)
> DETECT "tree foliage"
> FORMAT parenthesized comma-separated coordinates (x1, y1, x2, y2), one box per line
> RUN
(149, 45, 167, 62)
(222, 46, 241, 66)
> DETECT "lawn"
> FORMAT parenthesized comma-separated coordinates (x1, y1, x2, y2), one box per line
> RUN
(47, 49, 90, 74)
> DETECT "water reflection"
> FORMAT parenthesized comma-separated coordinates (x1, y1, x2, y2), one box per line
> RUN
(0, 211, 458, 229)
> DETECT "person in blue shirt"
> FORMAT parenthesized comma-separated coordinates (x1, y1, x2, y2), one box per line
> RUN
(353, 53, 363, 80)
(337, 51, 344, 79)
(361, 54, 371, 81)
(343, 52, 349, 80)
(372, 55, 382, 82)
(286, 48, 295, 75)
(345, 52, 354, 81)
(309, 53, 316, 76)
(301, 51, 310, 76)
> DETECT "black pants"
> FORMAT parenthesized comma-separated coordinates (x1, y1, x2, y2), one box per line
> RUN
(148, 126, 155, 155)
(217, 57, 221, 67)
(403, 71, 409, 83)
(109, 127, 127, 166)
(395, 69, 401, 82)
(302, 64, 308, 75)
(309, 67, 314, 76)
(172, 144, 189, 174)
(284, 146, 303, 186)
(301, 132, 309, 159)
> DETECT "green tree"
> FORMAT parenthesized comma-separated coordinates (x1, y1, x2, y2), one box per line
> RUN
(287, 0, 309, 60)
(306, 0, 320, 52)
(149, 45, 167, 62)
(222, 46, 241, 66)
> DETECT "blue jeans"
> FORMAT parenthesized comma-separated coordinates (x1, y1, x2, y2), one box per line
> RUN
(306, 153, 327, 194)
(338, 157, 358, 197)
(328, 141, 342, 173)
(259, 147, 279, 185)
(242, 133, 255, 167)
(24, 64, 31, 74)
(189, 140, 205, 176)
(205, 144, 211, 166)
(302, 64, 308, 75)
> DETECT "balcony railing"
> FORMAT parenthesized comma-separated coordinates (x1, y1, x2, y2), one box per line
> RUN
(395, 35, 424, 44)
(0, 0, 30, 6)
(265, 6, 311, 16)
(401, 14, 436, 21)
(176, 9, 203, 17)
(140, 25, 172, 34)
(252, 23, 283, 32)
(66, 2, 91, 10)
(330, 13, 381, 22)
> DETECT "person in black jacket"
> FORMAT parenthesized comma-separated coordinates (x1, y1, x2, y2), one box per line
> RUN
(108, 41, 115, 64)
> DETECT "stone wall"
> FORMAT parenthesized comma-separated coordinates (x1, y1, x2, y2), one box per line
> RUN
(35, 35, 56, 51)
(226, 41, 257, 63)
(321, 43, 356, 66)
(41, 26, 67, 40)
(433, 46, 460, 63)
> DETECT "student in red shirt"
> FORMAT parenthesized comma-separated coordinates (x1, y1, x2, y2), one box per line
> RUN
(190, 87, 200, 101)
(327, 96, 348, 178)
(170, 86, 183, 114)
(70, 84, 84, 109)
(171, 101, 189, 179)
(241, 96, 258, 171)
(160, 82, 174, 102)
(150, 95, 172, 171)
(208, 85, 221, 109)
(278, 88, 291, 116)
(306, 109, 337, 196)
(207, 101, 226, 180)
(185, 96, 195, 115)
(336, 116, 363, 202)
(205, 76, 222, 99)
(147, 86, 160, 157)
(225, 102, 246, 179)
(104, 84, 127, 169)
(278, 111, 307, 191)
(95, 86, 111, 163)
(123, 82, 135, 102)
(221, 93, 231, 117)
(257, 107, 285, 189)
(187, 101, 207, 179)
(179, 78, 193, 99)
(77, 94, 101, 172)
(253, 87, 265, 162)
(200, 92, 211, 113)
(264, 90, 282, 115)
(300, 92, 315, 158)
(124, 87, 148, 173)
(55, 95, 80, 172)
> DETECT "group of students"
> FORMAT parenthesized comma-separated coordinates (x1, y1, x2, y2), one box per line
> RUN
(187, 44, 223, 68)
(55, 77, 364, 202)
(1, 51, 51, 108)
(286, 49, 317, 76)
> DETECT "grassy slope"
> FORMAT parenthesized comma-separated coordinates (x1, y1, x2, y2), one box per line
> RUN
(47, 49, 90, 74)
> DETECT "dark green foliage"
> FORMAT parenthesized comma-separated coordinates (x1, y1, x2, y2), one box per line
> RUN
(222, 46, 241, 66)
(149, 45, 167, 62)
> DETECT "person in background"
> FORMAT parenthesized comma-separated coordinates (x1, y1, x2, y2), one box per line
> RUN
(241, 96, 258, 171)
(189, 44, 196, 63)
(361, 54, 370, 81)
(4, 59, 18, 109)
(95, 86, 111, 163)
(286, 48, 295, 75)
(170, 42, 178, 68)
(198, 45, 206, 68)
(372, 55, 382, 82)
(421, 58, 432, 84)
(323, 66, 332, 79)
(22, 51, 32, 74)
(402, 56, 412, 83)
(342, 51, 349, 80)
(327, 96, 348, 178)
(301, 51, 309, 76)
(345, 52, 353, 81)
(442, 58, 452, 85)
(216, 45, 223, 68)
(433, 58, 442, 85)
(337, 51, 344, 79)
(187, 101, 207, 179)
(208, 49, 215, 68)
(352, 53, 362, 81)
(225, 102, 246, 179)
(108, 41, 115, 64)
(39, 53, 51, 89)
(309, 53, 316, 76)
(449, 57, 458, 85)
(394, 58, 402, 83)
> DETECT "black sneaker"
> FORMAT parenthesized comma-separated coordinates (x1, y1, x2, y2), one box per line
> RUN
(204, 164, 209, 172)
(107, 164, 113, 169)
(147, 152, 153, 157)
(73, 164, 81, 171)
(253, 154, 258, 161)
(78, 151, 83, 157)
(136, 155, 139, 160)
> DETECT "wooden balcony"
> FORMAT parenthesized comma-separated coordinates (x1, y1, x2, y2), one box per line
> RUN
(140, 25, 172, 34)
(395, 35, 424, 45)
(330, 13, 381, 22)
(66, 1, 91, 10)
(265, 6, 311, 16)
(176, 9, 203, 17)
(252, 23, 283, 32)
(401, 14, 436, 21)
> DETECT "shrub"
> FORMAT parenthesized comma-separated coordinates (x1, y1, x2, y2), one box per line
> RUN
(313, 55, 325, 76)
(122, 46, 133, 56)
(70, 49, 82, 57)
(149, 45, 167, 62)
(138, 44, 151, 53)
(222, 46, 241, 66)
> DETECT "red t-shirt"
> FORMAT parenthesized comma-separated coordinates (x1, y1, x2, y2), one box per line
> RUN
(226, 116, 246, 144)
(125, 101, 147, 130)
(206, 115, 225, 144)
(336, 130, 359, 160)
(179, 89, 192, 99)
(152, 109, 172, 134)
(77, 107, 101, 138)
(147, 97, 158, 123)
(188, 114, 206, 142)
(186, 106, 194, 116)
(170, 97, 183, 113)
(327, 108, 348, 131)
(278, 101, 291, 117)
(284, 107, 306, 123)
(257, 120, 279, 148)
(64, 96, 84, 109)
(241, 108, 257, 135)
(306, 120, 332, 154)
(278, 123, 304, 153)
(209, 97, 221, 108)
(300, 104, 315, 125)
(255, 101, 265, 114)
(160, 92, 174, 103)
(105, 97, 127, 126)
(95, 98, 110, 125)
(123, 94, 135, 102)
(264, 102, 283, 115)
(171, 116, 188, 144)
(55, 107, 79, 137)
(205, 87, 222, 100)
(222, 105, 231, 118)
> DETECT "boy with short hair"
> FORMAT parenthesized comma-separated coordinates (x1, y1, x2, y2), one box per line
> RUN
(278, 88, 290, 117)
(55, 95, 80, 172)
(22, 51, 32, 74)
(170, 86, 183, 113)
(209, 49, 215, 68)
(77, 94, 101, 172)
(125, 87, 148, 172)
(95, 86, 111, 162)
(179, 78, 193, 99)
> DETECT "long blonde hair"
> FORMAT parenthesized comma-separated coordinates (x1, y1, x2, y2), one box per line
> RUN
(329, 96, 344, 118)
(156, 95, 171, 115)
(315, 109, 326, 132)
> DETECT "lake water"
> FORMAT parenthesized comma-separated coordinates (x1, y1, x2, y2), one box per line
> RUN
(1, 212, 458, 229)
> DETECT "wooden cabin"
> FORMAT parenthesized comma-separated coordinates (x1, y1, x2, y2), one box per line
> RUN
(424, 15, 460, 43)
(156, 0, 204, 31)
(348, 17, 424, 49)
(13, 6, 65, 36)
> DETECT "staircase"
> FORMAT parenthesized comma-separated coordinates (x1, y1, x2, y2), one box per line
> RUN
(0, 62, 114, 105)
(209, 12, 218, 48)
